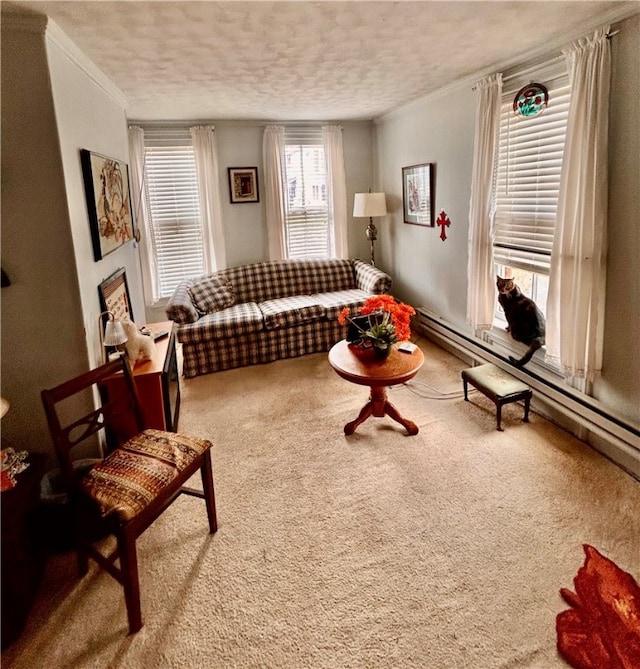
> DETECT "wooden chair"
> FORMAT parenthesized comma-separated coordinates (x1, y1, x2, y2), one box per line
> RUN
(41, 355, 217, 634)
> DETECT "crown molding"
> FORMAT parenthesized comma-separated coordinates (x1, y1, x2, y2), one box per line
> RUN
(376, 1, 640, 125)
(2, 11, 129, 109)
(44, 18, 129, 109)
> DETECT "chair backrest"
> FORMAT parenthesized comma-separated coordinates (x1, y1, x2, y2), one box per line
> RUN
(41, 355, 146, 494)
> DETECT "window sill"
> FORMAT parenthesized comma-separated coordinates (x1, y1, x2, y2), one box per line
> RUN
(481, 325, 564, 382)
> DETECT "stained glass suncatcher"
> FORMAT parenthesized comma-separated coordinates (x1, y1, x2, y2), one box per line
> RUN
(513, 83, 549, 118)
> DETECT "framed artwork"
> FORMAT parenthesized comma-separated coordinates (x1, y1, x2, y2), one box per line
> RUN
(98, 267, 134, 323)
(228, 166, 259, 203)
(402, 163, 434, 227)
(81, 149, 135, 261)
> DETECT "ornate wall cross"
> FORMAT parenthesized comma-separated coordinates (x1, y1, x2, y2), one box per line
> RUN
(436, 211, 451, 241)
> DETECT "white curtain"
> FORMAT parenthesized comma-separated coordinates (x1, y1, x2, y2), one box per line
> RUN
(127, 125, 159, 304)
(323, 125, 348, 258)
(545, 28, 611, 383)
(262, 125, 287, 260)
(190, 125, 227, 272)
(466, 74, 503, 329)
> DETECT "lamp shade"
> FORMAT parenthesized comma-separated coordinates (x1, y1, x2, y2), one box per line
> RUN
(103, 320, 127, 347)
(353, 192, 387, 218)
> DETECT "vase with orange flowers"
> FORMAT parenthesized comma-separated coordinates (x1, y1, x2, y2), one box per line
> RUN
(337, 294, 416, 359)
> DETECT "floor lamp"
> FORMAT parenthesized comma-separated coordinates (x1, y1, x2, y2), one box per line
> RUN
(353, 192, 387, 266)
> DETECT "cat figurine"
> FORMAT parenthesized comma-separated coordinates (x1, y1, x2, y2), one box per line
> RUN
(496, 276, 546, 367)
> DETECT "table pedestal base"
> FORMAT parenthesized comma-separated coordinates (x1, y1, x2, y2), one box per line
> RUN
(344, 386, 419, 436)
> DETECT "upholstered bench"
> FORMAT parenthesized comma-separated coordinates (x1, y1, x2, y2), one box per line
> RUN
(461, 363, 532, 431)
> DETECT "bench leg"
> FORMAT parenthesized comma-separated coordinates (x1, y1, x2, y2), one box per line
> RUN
(523, 394, 531, 423)
(462, 377, 469, 401)
(496, 403, 504, 432)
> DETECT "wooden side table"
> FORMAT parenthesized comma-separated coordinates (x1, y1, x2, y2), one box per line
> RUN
(1, 453, 48, 649)
(100, 321, 180, 432)
(328, 340, 424, 435)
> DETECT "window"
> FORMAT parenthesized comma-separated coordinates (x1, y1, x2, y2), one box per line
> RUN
(493, 57, 570, 318)
(281, 127, 330, 259)
(142, 127, 204, 298)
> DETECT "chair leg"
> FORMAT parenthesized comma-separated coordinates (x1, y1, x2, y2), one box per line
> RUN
(201, 451, 218, 534)
(116, 528, 143, 634)
(77, 545, 89, 577)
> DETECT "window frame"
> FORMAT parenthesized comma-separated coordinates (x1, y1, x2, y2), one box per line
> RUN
(141, 127, 205, 299)
(492, 56, 570, 326)
(281, 127, 331, 260)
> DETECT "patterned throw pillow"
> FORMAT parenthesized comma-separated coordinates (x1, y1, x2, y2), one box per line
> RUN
(189, 275, 236, 314)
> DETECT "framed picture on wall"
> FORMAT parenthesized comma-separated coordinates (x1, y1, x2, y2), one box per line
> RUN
(228, 166, 259, 203)
(98, 267, 134, 323)
(81, 149, 135, 261)
(402, 163, 434, 227)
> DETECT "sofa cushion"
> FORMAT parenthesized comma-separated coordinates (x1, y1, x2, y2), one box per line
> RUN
(189, 275, 236, 314)
(259, 295, 326, 330)
(353, 259, 392, 294)
(312, 289, 373, 319)
(221, 259, 355, 303)
(166, 281, 200, 324)
(177, 302, 264, 343)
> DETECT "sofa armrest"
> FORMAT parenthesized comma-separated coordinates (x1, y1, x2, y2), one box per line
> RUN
(353, 259, 392, 294)
(165, 281, 200, 324)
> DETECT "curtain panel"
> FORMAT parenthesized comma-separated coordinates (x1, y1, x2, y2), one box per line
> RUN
(262, 125, 287, 260)
(190, 126, 227, 272)
(322, 125, 348, 259)
(545, 28, 611, 383)
(466, 74, 503, 330)
(127, 125, 159, 305)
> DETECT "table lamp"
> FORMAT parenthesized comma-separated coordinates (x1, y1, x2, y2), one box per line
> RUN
(99, 311, 128, 363)
(353, 192, 387, 266)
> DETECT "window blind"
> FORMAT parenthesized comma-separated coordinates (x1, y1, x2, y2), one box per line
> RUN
(493, 67, 570, 274)
(142, 127, 204, 298)
(282, 127, 329, 259)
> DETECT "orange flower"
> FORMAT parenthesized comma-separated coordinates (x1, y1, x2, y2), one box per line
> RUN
(337, 307, 351, 325)
(337, 294, 416, 344)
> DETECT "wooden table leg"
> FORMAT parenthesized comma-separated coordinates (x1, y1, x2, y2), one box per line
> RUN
(344, 402, 374, 435)
(384, 400, 419, 435)
(344, 386, 419, 436)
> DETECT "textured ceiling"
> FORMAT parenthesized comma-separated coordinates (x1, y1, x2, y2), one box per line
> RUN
(3, 1, 634, 121)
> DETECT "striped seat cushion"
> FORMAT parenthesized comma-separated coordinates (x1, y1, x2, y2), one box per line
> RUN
(81, 429, 212, 522)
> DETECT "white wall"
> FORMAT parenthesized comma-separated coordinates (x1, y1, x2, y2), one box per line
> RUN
(373, 13, 640, 430)
(210, 120, 375, 269)
(0, 14, 144, 457)
(596, 12, 640, 420)
(145, 119, 374, 322)
(374, 87, 475, 325)
(45, 23, 145, 366)
(1, 16, 87, 455)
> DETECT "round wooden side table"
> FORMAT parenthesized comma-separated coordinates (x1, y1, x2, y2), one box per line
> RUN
(328, 340, 424, 435)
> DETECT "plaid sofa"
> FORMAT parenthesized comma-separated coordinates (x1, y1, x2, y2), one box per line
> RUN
(166, 259, 392, 377)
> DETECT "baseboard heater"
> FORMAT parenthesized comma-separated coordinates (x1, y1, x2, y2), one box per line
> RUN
(416, 308, 640, 480)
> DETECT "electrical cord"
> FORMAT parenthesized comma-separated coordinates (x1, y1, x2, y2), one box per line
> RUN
(386, 335, 477, 400)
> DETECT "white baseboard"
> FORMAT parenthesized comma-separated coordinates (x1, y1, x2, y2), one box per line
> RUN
(416, 308, 640, 481)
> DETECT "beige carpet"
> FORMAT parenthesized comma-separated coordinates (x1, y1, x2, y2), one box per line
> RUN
(3, 337, 639, 669)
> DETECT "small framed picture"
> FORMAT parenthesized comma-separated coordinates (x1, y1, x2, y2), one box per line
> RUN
(228, 167, 259, 203)
(98, 267, 134, 323)
(402, 163, 434, 227)
(81, 149, 135, 260)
